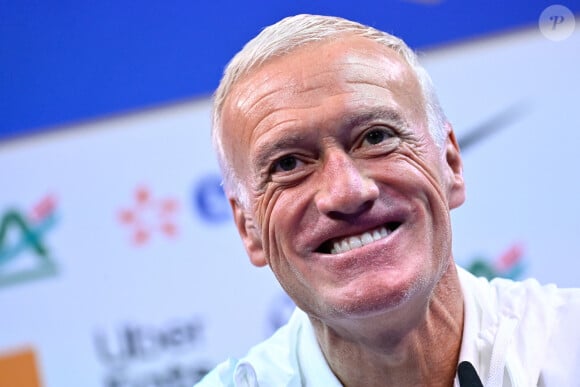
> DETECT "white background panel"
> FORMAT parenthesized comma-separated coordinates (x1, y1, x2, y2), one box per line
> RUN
(0, 24, 578, 385)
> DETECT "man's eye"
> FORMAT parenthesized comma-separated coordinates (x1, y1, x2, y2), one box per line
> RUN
(363, 128, 390, 145)
(273, 155, 298, 172)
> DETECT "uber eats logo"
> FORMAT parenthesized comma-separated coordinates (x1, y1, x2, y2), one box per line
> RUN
(94, 316, 211, 386)
(0, 195, 58, 288)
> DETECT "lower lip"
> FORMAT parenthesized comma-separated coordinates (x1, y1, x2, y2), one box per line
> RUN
(318, 225, 403, 272)
(330, 226, 393, 255)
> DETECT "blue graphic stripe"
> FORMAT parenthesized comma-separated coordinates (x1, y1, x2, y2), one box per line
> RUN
(1, 1, 579, 141)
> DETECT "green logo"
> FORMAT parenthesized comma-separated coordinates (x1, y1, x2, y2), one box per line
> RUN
(0, 196, 58, 288)
(465, 244, 525, 281)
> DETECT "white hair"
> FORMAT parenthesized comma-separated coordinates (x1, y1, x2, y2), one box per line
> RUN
(212, 14, 448, 207)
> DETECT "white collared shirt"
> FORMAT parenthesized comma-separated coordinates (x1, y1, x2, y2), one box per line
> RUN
(197, 266, 580, 386)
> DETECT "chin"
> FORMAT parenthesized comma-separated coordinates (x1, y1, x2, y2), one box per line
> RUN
(323, 285, 412, 320)
(326, 269, 438, 320)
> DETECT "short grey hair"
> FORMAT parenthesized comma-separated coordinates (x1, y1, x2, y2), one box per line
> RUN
(212, 14, 448, 207)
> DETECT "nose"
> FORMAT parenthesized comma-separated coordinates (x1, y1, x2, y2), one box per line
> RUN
(315, 150, 379, 218)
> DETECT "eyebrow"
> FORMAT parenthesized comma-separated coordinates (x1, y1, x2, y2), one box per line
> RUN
(252, 107, 408, 173)
(253, 132, 309, 173)
(343, 108, 408, 131)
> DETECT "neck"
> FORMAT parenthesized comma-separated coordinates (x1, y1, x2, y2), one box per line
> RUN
(311, 263, 464, 387)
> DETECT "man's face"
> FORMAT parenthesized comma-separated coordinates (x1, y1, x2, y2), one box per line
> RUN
(221, 36, 465, 323)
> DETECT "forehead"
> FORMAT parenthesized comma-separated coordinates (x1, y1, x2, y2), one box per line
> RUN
(223, 36, 421, 127)
(220, 36, 424, 173)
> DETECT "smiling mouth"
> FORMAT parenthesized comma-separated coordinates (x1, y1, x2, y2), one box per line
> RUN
(317, 222, 401, 254)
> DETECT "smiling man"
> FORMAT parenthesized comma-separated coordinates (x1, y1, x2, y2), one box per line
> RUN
(197, 14, 580, 387)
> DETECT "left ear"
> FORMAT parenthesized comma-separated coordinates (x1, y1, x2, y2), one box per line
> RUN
(230, 198, 268, 267)
(442, 124, 466, 209)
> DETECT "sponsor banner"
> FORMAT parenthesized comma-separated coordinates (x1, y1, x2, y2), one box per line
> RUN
(0, 99, 282, 386)
(422, 26, 580, 287)
(0, 25, 578, 385)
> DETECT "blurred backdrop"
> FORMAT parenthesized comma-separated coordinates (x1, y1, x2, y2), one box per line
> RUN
(1, 1, 579, 386)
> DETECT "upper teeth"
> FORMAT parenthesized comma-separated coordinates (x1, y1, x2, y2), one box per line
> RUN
(330, 226, 390, 254)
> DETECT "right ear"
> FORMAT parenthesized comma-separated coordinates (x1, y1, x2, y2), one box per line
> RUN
(230, 199, 267, 267)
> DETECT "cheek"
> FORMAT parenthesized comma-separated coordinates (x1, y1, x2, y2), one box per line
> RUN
(390, 146, 448, 203)
(405, 159, 454, 271)
(260, 185, 314, 265)
(255, 187, 292, 261)
(384, 151, 453, 247)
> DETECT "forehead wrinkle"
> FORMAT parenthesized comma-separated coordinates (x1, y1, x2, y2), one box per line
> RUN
(235, 82, 285, 120)
(294, 67, 349, 93)
(234, 51, 401, 126)
(249, 90, 341, 143)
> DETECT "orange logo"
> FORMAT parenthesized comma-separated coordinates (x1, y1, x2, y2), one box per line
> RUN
(0, 347, 43, 387)
(118, 186, 179, 246)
